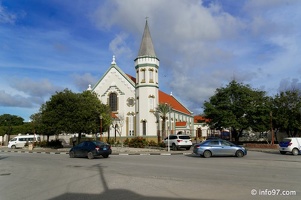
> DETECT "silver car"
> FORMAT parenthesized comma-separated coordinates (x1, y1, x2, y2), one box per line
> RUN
(193, 139, 247, 158)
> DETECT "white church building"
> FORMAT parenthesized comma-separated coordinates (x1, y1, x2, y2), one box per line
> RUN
(89, 20, 196, 142)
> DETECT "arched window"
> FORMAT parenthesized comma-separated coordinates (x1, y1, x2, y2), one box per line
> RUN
(109, 93, 117, 111)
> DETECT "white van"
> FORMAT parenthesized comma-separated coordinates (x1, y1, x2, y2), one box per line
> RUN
(8, 135, 41, 149)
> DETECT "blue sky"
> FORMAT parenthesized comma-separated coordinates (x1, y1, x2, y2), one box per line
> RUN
(1, 0, 301, 122)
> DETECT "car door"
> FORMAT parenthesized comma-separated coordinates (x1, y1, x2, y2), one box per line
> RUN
(74, 142, 86, 157)
(208, 140, 222, 155)
(220, 140, 235, 155)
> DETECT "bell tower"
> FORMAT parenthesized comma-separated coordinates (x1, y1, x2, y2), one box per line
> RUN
(135, 19, 159, 136)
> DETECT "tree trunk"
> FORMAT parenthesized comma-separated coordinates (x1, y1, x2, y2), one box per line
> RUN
(162, 118, 166, 139)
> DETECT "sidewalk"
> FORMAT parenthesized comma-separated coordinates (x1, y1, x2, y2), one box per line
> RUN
(0, 146, 279, 155)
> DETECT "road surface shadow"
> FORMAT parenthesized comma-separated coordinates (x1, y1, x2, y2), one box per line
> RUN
(49, 164, 210, 200)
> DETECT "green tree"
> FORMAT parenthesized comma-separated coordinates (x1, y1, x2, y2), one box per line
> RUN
(203, 80, 270, 143)
(40, 89, 111, 142)
(156, 103, 171, 143)
(0, 114, 24, 138)
(272, 90, 301, 137)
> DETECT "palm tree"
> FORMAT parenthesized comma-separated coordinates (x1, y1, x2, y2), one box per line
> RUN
(156, 103, 171, 143)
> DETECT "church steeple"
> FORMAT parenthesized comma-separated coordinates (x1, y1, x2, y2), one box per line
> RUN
(135, 19, 159, 137)
(138, 19, 156, 57)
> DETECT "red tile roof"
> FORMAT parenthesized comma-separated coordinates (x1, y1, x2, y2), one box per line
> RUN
(111, 113, 118, 118)
(159, 91, 191, 115)
(126, 74, 191, 115)
(194, 115, 210, 123)
(175, 121, 187, 127)
(126, 73, 136, 83)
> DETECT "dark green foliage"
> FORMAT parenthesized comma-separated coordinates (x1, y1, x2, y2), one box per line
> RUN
(0, 114, 25, 136)
(37, 89, 111, 141)
(47, 140, 63, 149)
(203, 80, 270, 142)
(272, 90, 301, 137)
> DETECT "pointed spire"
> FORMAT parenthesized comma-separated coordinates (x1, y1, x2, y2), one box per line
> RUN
(138, 18, 156, 57)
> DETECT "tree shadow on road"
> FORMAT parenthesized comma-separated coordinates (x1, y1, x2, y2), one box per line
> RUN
(49, 164, 210, 200)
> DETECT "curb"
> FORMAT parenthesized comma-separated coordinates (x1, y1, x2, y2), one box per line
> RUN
(0, 149, 193, 156)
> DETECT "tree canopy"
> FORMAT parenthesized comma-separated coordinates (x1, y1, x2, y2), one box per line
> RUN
(38, 89, 111, 140)
(0, 114, 24, 136)
(203, 80, 271, 142)
(272, 90, 301, 137)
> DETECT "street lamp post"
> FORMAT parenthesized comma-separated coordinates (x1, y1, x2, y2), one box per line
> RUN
(100, 114, 103, 142)
(168, 105, 171, 152)
(270, 111, 274, 145)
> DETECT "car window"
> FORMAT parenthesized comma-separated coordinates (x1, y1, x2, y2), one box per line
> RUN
(83, 142, 91, 147)
(94, 141, 105, 146)
(77, 142, 85, 147)
(220, 140, 232, 146)
(170, 135, 177, 139)
(208, 141, 220, 146)
(179, 136, 190, 139)
(282, 139, 291, 143)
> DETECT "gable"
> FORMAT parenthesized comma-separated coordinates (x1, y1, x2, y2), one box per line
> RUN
(92, 64, 135, 97)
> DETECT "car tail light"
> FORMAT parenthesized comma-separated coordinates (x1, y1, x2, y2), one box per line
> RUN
(195, 145, 200, 149)
(95, 146, 100, 151)
(288, 142, 292, 146)
(177, 139, 182, 143)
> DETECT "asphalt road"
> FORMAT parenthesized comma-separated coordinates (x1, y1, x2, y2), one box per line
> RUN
(0, 151, 300, 200)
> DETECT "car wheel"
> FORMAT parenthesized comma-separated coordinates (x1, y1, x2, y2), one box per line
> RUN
(172, 144, 177, 151)
(292, 148, 299, 156)
(69, 151, 75, 158)
(203, 150, 212, 158)
(280, 151, 286, 155)
(103, 154, 109, 158)
(236, 150, 244, 158)
(186, 147, 191, 150)
(87, 152, 94, 159)
(11, 145, 16, 149)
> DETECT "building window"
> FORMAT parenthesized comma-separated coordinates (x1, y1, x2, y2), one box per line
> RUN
(149, 69, 154, 83)
(141, 69, 146, 83)
(109, 93, 117, 111)
(129, 115, 134, 136)
(142, 121, 146, 136)
(149, 97, 154, 111)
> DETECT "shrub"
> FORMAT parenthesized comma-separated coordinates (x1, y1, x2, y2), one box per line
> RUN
(48, 139, 63, 149)
(148, 140, 158, 147)
(128, 137, 148, 148)
(123, 138, 130, 146)
(106, 138, 115, 145)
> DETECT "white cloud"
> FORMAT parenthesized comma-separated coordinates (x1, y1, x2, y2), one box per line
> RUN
(109, 33, 133, 57)
(0, 90, 33, 107)
(72, 73, 98, 91)
(0, 2, 17, 24)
